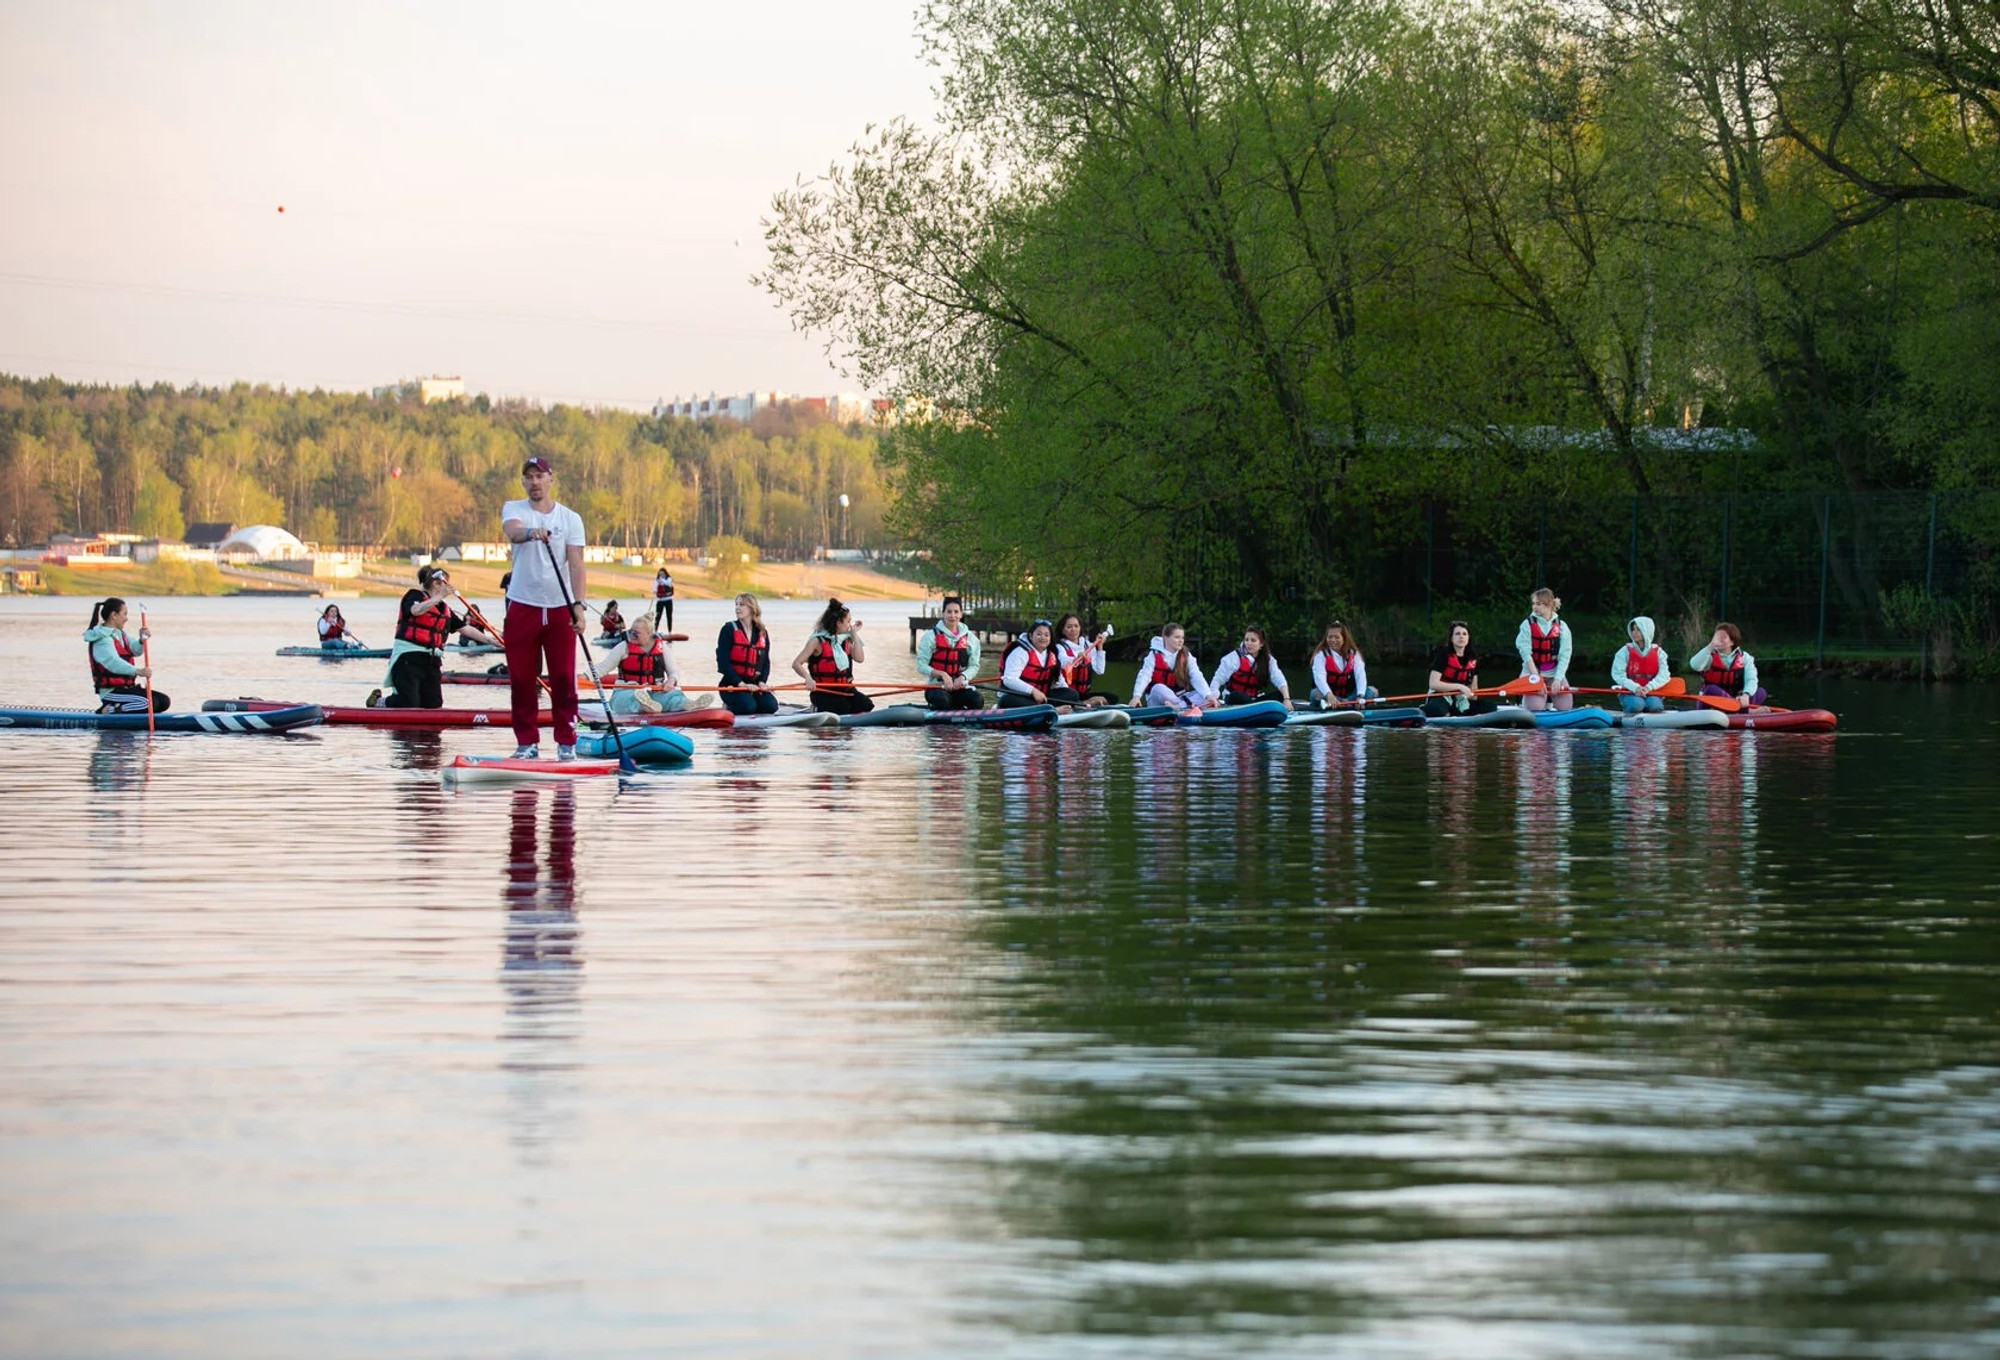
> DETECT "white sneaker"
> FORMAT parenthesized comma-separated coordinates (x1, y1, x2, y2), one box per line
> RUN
(512, 743, 538, 760)
(556, 744, 576, 762)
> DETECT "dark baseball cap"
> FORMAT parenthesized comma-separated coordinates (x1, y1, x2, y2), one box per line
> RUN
(522, 456, 553, 475)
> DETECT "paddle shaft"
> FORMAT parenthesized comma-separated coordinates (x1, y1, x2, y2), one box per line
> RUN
(140, 607, 154, 735)
(539, 536, 635, 772)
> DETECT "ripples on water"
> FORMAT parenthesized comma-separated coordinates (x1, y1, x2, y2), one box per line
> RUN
(2, 598, 1998, 1357)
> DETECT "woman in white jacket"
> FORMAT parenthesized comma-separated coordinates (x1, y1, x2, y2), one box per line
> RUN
(1130, 623, 1214, 710)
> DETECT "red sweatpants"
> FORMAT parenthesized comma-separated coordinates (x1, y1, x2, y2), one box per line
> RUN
(505, 601, 580, 746)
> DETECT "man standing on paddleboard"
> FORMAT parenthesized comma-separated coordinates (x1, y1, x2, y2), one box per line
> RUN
(501, 457, 588, 760)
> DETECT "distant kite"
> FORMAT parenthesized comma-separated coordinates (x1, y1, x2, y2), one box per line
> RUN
(277, 205, 286, 214)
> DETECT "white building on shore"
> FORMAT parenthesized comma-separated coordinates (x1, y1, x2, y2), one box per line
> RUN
(653, 391, 882, 425)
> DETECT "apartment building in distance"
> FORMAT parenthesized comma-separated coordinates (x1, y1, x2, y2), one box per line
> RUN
(653, 391, 893, 426)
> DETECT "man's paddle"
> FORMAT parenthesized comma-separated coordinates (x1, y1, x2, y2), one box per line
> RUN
(140, 606, 154, 736)
(539, 537, 636, 774)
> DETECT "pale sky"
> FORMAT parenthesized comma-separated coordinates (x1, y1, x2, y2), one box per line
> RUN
(0, 1, 937, 407)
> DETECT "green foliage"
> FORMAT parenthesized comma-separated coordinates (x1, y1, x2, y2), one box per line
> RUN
(705, 535, 759, 596)
(0, 377, 895, 555)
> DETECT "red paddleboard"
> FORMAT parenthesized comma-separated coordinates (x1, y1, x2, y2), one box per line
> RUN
(1727, 707, 1838, 732)
(441, 755, 622, 785)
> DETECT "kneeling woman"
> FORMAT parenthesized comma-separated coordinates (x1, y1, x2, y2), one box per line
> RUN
(600, 614, 686, 713)
(1308, 620, 1376, 707)
(794, 597, 875, 715)
(716, 592, 779, 716)
(1425, 620, 1495, 717)
(1209, 626, 1293, 708)
(378, 565, 463, 709)
(1130, 623, 1214, 710)
(999, 619, 1082, 709)
(84, 597, 167, 713)
(1054, 615, 1112, 706)
(1689, 622, 1766, 707)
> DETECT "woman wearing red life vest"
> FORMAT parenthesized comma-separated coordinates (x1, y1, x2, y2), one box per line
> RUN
(1687, 621, 1767, 707)
(1053, 614, 1113, 707)
(1425, 620, 1495, 717)
(374, 565, 465, 709)
(1208, 626, 1294, 708)
(83, 597, 167, 713)
(716, 592, 780, 716)
(999, 619, 1080, 708)
(599, 614, 686, 714)
(1128, 623, 1215, 710)
(1306, 620, 1376, 707)
(918, 595, 984, 710)
(316, 604, 365, 651)
(792, 597, 875, 715)
(1514, 587, 1574, 712)
(1611, 616, 1672, 713)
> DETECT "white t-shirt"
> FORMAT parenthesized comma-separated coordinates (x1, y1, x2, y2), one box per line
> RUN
(501, 499, 588, 609)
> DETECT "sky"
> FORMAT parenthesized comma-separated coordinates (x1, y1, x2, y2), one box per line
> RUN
(0, 1, 938, 408)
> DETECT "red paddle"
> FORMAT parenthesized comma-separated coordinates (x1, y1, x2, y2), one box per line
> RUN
(140, 606, 154, 736)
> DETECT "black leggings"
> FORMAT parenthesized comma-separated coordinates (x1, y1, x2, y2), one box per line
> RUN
(653, 598, 673, 630)
(809, 686, 875, 715)
(384, 651, 443, 708)
(1423, 695, 1496, 717)
(98, 685, 170, 714)
(998, 686, 1081, 708)
(722, 688, 780, 716)
(926, 685, 984, 710)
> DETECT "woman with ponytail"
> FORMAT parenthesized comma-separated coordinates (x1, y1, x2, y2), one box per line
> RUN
(1129, 623, 1214, 710)
(792, 597, 874, 715)
(1209, 625, 1293, 709)
(84, 597, 168, 713)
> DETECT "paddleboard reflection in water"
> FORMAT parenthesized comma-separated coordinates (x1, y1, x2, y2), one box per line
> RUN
(502, 785, 581, 1163)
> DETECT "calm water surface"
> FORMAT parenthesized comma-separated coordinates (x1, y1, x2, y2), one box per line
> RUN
(2, 597, 1998, 1357)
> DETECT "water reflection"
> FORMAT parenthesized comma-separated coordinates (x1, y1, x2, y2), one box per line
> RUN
(501, 785, 582, 1166)
(384, 729, 445, 772)
(85, 732, 148, 795)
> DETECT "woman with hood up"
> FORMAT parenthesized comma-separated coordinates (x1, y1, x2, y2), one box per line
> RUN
(1610, 616, 1672, 713)
(1129, 623, 1214, 710)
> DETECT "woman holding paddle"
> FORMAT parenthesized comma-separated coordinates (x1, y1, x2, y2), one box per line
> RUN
(85, 597, 167, 713)
(1425, 620, 1494, 717)
(794, 597, 874, 716)
(1515, 587, 1574, 712)
(1054, 614, 1113, 707)
(717, 593, 780, 716)
(316, 604, 364, 651)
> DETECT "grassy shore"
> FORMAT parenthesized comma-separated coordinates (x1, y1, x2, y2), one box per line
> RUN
(35, 562, 235, 597)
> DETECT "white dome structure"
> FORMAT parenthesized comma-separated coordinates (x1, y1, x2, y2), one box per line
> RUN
(215, 525, 308, 560)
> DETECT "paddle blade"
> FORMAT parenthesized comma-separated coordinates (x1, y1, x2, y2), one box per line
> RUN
(1658, 677, 1687, 698)
(1499, 675, 1541, 696)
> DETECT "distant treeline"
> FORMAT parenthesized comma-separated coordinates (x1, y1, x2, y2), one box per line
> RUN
(766, 0, 2000, 640)
(0, 376, 893, 555)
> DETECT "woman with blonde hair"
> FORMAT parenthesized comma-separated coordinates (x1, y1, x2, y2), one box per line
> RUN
(716, 592, 780, 716)
(1514, 587, 1573, 712)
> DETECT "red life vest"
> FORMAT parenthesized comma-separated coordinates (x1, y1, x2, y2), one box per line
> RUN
(1702, 648, 1746, 693)
(396, 596, 453, 650)
(929, 626, 969, 679)
(321, 617, 346, 641)
(1318, 648, 1357, 700)
(1143, 649, 1187, 695)
(1013, 643, 1059, 691)
(88, 630, 137, 691)
(654, 576, 673, 600)
(1221, 650, 1265, 700)
(1439, 649, 1477, 687)
(725, 624, 768, 682)
(1528, 616, 1563, 672)
(619, 637, 666, 686)
(1624, 644, 1661, 686)
(808, 636, 850, 685)
(1059, 640, 1095, 691)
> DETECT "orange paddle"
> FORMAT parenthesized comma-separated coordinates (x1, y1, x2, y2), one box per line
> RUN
(140, 607, 154, 736)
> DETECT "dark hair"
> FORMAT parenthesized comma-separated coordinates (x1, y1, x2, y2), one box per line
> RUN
(815, 597, 850, 634)
(1241, 625, 1273, 686)
(1445, 619, 1472, 652)
(499, 571, 512, 591)
(1055, 612, 1081, 641)
(1715, 620, 1743, 649)
(942, 594, 963, 611)
(88, 597, 127, 628)
(1322, 619, 1355, 659)
(321, 604, 342, 620)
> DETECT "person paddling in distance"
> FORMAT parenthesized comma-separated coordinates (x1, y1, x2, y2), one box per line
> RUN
(1611, 616, 1673, 714)
(1307, 620, 1376, 707)
(1211, 625, 1294, 709)
(1054, 614, 1113, 707)
(501, 456, 588, 760)
(1130, 623, 1215, 710)
(599, 613, 686, 714)
(999, 619, 1080, 709)
(652, 566, 676, 631)
(717, 593, 780, 716)
(84, 597, 166, 713)
(317, 604, 364, 651)
(794, 597, 874, 715)
(1688, 621, 1766, 708)
(1515, 587, 1574, 712)
(1425, 620, 1495, 717)
(371, 565, 467, 709)
(918, 595, 984, 710)
(597, 600, 626, 641)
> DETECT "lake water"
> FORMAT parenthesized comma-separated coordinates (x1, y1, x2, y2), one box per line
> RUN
(2, 596, 1998, 1357)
